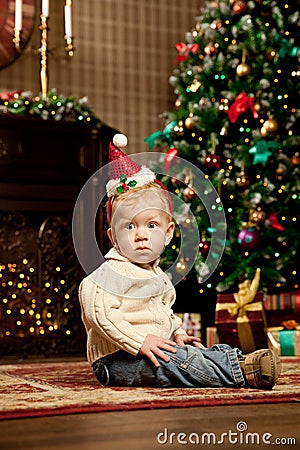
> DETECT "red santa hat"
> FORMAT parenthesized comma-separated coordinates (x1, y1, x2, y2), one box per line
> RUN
(106, 134, 156, 197)
(106, 134, 172, 221)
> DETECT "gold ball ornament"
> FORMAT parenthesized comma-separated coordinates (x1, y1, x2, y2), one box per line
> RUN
(236, 62, 251, 77)
(260, 118, 278, 137)
(236, 171, 250, 189)
(250, 208, 266, 224)
(185, 116, 196, 129)
(254, 102, 261, 113)
(183, 186, 197, 202)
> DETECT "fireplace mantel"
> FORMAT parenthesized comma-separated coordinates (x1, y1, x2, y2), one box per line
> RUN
(0, 114, 115, 358)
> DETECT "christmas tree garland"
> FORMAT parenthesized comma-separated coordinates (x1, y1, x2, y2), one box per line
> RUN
(0, 89, 102, 128)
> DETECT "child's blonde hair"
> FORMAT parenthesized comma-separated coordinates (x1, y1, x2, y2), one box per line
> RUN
(108, 182, 172, 224)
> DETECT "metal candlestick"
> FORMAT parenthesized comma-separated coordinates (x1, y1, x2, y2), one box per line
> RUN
(65, 36, 75, 57)
(39, 14, 48, 97)
(13, 28, 22, 52)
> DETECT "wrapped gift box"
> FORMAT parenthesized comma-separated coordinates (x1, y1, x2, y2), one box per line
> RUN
(264, 291, 300, 310)
(265, 309, 300, 328)
(215, 291, 267, 354)
(267, 328, 300, 356)
(264, 291, 300, 328)
(176, 312, 201, 338)
(206, 326, 219, 348)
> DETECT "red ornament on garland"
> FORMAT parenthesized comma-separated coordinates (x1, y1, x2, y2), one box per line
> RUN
(205, 153, 221, 169)
(0, 90, 22, 100)
(233, 0, 246, 14)
(199, 240, 210, 256)
(291, 152, 300, 166)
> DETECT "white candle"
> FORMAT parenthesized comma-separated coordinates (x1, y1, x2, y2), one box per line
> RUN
(64, 1, 72, 38)
(42, 0, 49, 17)
(15, 0, 22, 30)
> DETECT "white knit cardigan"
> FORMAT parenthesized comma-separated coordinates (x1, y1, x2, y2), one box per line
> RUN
(79, 247, 187, 364)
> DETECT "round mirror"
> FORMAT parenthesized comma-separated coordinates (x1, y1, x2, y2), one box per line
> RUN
(0, 0, 36, 70)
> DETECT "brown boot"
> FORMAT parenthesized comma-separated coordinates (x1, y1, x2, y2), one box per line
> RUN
(239, 349, 281, 390)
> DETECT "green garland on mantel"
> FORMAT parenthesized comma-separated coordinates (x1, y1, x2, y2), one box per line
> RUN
(0, 89, 103, 128)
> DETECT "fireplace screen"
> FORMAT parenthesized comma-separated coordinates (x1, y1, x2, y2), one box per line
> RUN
(0, 211, 85, 357)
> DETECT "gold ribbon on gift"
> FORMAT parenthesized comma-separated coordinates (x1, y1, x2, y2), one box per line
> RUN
(216, 269, 265, 354)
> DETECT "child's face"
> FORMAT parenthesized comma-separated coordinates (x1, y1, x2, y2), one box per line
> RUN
(108, 192, 174, 264)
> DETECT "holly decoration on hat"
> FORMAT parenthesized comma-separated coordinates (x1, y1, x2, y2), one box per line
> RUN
(116, 174, 137, 194)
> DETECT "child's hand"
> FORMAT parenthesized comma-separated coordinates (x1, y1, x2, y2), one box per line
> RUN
(139, 334, 177, 367)
(175, 334, 205, 348)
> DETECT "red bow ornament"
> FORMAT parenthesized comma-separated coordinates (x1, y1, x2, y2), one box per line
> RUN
(267, 212, 285, 231)
(228, 92, 259, 123)
(175, 43, 199, 62)
(0, 90, 22, 101)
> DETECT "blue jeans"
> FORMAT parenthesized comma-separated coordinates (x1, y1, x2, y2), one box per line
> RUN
(92, 344, 245, 388)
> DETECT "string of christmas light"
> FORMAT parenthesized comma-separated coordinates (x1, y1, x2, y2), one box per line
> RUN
(0, 260, 75, 339)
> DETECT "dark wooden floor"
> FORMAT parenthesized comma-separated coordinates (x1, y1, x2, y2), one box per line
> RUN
(0, 403, 299, 450)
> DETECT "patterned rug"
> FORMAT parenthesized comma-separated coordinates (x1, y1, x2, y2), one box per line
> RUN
(1, 358, 300, 420)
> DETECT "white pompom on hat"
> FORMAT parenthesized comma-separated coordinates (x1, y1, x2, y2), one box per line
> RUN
(106, 133, 156, 198)
(113, 133, 128, 148)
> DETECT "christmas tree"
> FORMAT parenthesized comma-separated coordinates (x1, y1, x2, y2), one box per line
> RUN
(145, 0, 300, 300)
